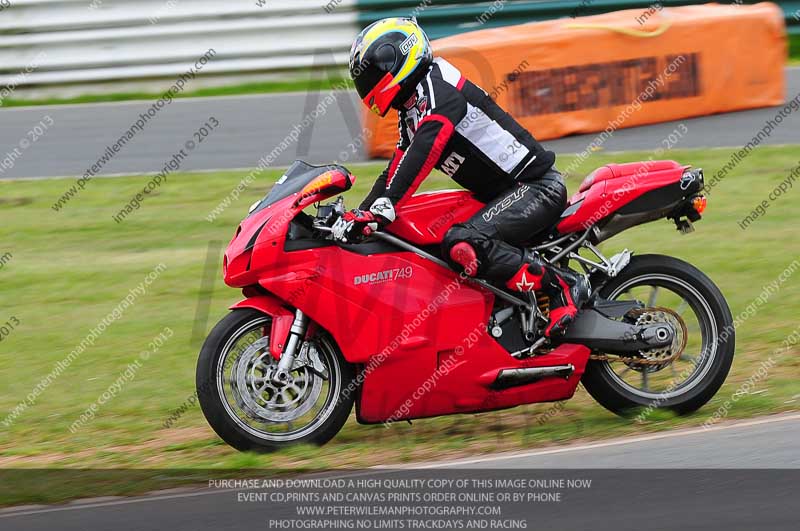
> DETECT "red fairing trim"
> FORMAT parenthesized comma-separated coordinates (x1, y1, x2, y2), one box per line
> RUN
(387, 148, 405, 186)
(456, 76, 466, 90)
(396, 114, 455, 207)
(230, 296, 294, 360)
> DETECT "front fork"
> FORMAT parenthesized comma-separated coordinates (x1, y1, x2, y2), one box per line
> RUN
(271, 309, 309, 386)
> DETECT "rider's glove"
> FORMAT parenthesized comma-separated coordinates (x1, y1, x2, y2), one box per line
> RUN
(332, 209, 379, 242)
(331, 197, 396, 243)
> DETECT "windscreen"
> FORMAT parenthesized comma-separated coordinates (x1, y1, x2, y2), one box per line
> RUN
(249, 160, 348, 216)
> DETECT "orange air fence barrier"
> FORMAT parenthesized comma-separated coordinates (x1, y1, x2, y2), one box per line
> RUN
(365, 2, 787, 158)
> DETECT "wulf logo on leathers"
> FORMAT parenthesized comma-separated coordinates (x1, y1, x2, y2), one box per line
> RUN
(482, 184, 530, 222)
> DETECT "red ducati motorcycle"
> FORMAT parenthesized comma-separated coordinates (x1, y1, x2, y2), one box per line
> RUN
(197, 159, 734, 452)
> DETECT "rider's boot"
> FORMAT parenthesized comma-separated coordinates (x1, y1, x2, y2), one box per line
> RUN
(505, 253, 589, 337)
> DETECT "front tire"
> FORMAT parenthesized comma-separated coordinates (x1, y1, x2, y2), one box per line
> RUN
(582, 254, 735, 416)
(196, 308, 355, 452)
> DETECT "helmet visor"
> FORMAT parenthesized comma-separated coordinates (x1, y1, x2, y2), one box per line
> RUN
(353, 42, 397, 92)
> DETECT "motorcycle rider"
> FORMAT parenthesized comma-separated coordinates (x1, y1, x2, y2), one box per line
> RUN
(333, 17, 588, 337)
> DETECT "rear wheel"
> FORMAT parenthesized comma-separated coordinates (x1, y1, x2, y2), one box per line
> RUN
(582, 254, 735, 416)
(196, 309, 355, 452)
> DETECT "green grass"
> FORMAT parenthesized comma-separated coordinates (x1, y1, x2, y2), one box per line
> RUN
(790, 33, 800, 64)
(1, 145, 799, 504)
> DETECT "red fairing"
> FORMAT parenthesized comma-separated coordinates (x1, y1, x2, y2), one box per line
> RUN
(358, 340, 590, 423)
(223, 169, 355, 287)
(386, 190, 484, 245)
(223, 194, 296, 288)
(230, 296, 294, 360)
(223, 183, 589, 423)
(557, 160, 688, 233)
(252, 242, 591, 422)
(220, 158, 701, 424)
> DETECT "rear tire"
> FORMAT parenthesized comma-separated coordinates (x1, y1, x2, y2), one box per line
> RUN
(197, 308, 355, 452)
(582, 254, 734, 416)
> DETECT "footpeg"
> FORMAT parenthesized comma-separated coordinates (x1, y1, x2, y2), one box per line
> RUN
(607, 250, 631, 278)
(510, 336, 547, 359)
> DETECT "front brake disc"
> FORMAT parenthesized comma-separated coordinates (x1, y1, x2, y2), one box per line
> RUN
(232, 338, 323, 422)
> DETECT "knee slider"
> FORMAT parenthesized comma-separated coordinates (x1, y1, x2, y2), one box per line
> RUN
(443, 224, 488, 276)
(450, 242, 478, 276)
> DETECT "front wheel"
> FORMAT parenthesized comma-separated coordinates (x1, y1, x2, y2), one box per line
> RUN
(582, 254, 735, 416)
(196, 308, 355, 452)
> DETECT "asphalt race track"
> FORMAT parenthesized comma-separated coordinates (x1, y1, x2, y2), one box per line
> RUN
(411, 413, 800, 469)
(1, 413, 797, 531)
(1, 68, 798, 180)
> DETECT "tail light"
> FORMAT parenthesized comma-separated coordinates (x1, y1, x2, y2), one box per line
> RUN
(692, 195, 707, 214)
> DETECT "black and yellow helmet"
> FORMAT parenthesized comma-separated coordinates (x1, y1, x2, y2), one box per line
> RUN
(349, 17, 433, 117)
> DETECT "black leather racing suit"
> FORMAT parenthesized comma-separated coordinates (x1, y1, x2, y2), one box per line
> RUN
(360, 57, 567, 283)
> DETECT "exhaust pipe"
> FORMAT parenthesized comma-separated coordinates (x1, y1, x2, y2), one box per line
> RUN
(491, 364, 574, 390)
